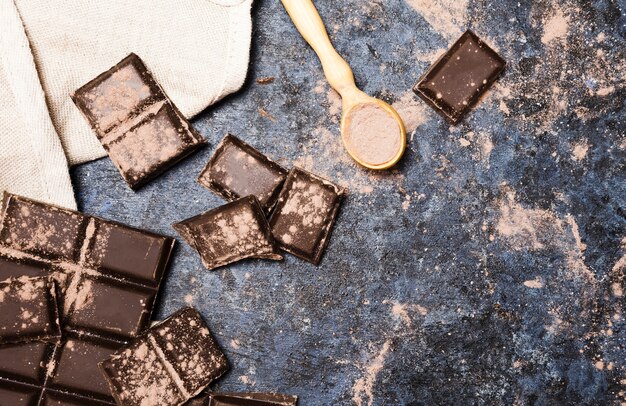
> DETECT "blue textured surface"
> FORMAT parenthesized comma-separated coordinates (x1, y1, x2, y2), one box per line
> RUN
(72, 1, 626, 404)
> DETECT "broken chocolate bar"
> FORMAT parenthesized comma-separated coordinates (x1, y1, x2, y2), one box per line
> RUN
(173, 196, 282, 271)
(187, 392, 297, 406)
(101, 307, 228, 406)
(197, 134, 288, 213)
(0, 193, 174, 405)
(72, 53, 206, 189)
(269, 167, 345, 265)
(0, 276, 61, 345)
(413, 30, 505, 124)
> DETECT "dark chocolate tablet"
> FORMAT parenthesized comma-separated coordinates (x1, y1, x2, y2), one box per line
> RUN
(72, 53, 206, 189)
(413, 30, 505, 124)
(0, 276, 61, 345)
(173, 196, 282, 271)
(100, 307, 229, 406)
(269, 168, 345, 265)
(198, 134, 288, 213)
(0, 193, 175, 405)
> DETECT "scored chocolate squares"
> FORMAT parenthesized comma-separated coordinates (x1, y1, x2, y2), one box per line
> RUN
(0, 193, 175, 405)
(100, 307, 228, 406)
(269, 167, 345, 265)
(198, 134, 288, 213)
(0, 276, 61, 345)
(173, 196, 282, 271)
(413, 30, 505, 124)
(72, 53, 206, 189)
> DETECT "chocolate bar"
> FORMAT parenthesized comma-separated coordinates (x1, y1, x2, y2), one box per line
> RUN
(0, 276, 61, 345)
(187, 392, 297, 406)
(72, 53, 206, 189)
(269, 168, 345, 264)
(0, 193, 175, 404)
(197, 135, 288, 213)
(101, 307, 228, 406)
(173, 196, 282, 271)
(413, 30, 505, 124)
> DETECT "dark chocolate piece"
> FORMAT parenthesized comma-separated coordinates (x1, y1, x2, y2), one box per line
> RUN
(173, 196, 282, 271)
(269, 167, 345, 264)
(0, 193, 175, 405)
(197, 135, 288, 213)
(413, 30, 505, 124)
(72, 53, 206, 189)
(0, 276, 61, 345)
(100, 307, 228, 406)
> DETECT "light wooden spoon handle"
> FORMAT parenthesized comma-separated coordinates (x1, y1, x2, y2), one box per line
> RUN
(281, 0, 359, 99)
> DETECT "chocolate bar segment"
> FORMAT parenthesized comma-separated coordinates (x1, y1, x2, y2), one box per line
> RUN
(0, 195, 87, 262)
(0, 381, 40, 406)
(85, 219, 172, 285)
(101, 307, 228, 406)
(0, 193, 174, 405)
(48, 336, 120, 399)
(63, 274, 155, 339)
(198, 135, 288, 213)
(72, 53, 206, 189)
(173, 196, 282, 271)
(413, 30, 505, 124)
(0, 341, 53, 384)
(0, 276, 61, 345)
(269, 168, 345, 264)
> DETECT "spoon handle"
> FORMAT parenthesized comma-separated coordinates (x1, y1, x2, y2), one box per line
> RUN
(281, 0, 356, 97)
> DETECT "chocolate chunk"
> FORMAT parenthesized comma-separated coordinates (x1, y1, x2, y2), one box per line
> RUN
(0, 341, 53, 383)
(207, 393, 297, 406)
(0, 193, 174, 404)
(413, 30, 505, 124)
(48, 336, 120, 399)
(0, 381, 40, 406)
(72, 53, 206, 189)
(0, 195, 87, 262)
(84, 220, 172, 285)
(100, 307, 228, 406)
(173, 196, 282, 271)
(197, 135, 288, 213)
(269, 168, 345, 264)
(0, 276, 61, 345)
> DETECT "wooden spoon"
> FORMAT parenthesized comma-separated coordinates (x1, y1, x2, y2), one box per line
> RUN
(281, 0, 406, 170)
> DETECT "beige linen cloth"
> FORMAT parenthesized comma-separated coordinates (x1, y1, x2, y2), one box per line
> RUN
(0, 0, 253, 209)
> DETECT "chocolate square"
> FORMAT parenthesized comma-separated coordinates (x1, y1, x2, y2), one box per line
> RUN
(72, 53, 206, 189)
(0, 256, 50, 280)
(63, 275, 155, 338)
(48, 336, 120, 399)
(85, 219, 172, 285)
(150, 308, 229, 394)
(0, 194, 87, 262)
(100, 307, 228, 406)
(0, 276, 61, 345)
(173, 196, 282, 271)
(0, 341, 53, 383)
(413, 30, 505, 124)
(269, 168, 345, 264)
(0, 381, 40, 406)
(198, 135, 288, 213)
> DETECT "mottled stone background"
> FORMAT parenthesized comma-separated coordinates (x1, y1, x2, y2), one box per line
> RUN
(72, 0, 626, 404)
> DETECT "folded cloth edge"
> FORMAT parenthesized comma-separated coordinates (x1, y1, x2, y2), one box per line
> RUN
(0, 0, 76, 209)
